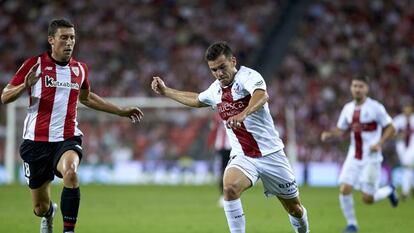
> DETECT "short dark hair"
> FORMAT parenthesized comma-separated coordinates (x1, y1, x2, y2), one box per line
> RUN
(205, 41, 233, 61)
(48, 19, 74, 37)
(352, 74, 370, 84)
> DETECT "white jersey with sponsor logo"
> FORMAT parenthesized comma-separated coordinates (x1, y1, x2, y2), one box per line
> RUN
(198, 66, 284, 158)
(9, 52, 90, 142)
(337, 97, 392, 162)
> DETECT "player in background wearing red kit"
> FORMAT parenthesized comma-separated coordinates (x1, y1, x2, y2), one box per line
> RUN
(207, 113, 231, 207)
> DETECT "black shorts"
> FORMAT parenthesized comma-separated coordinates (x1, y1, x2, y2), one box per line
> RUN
(218, 149, 231, 172)
(19, 136, 83, 189)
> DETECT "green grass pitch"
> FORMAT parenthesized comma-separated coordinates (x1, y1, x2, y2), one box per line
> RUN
(0, 184, 412, 233)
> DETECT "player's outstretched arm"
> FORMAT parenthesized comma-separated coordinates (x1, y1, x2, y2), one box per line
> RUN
(1, 63, 40, 104)
(321, 128, 344, 142)
(79, 89, 143, 123)
(151, 76, 208, 108)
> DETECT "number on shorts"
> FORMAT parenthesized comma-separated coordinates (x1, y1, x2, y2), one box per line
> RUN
(23, 162, 30, 177)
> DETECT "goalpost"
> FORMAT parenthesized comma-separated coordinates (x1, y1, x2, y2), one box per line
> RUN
(5, 102, 16, 184)
(285, 106, 298, 167)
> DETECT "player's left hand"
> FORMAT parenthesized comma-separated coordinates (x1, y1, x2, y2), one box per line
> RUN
(119, 107, 144, 123)
(226, 113, 246, 129)
(370, 143, 381, 152)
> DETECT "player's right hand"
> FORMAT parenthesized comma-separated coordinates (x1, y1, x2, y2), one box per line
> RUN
(24, 63, 41, 88)
(151, 76, 167, 95)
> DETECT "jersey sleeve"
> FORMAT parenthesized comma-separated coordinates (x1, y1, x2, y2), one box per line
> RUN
(242, 70, 267, 94)
(376, 103, 392, 127)
(198, 83, 215, 107)
(9, 57, 38, 86)
(79, 62, 90, 89)
(336, 105, 349, 130)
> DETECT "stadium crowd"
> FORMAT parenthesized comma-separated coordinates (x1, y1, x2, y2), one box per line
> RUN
(0, 0, 283, 164)
(269, 0, 414, 164)
(0, 0, 412, 167)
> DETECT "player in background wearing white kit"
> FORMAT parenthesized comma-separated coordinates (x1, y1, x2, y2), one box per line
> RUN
(151, 41, 310, 233)
(207, 113, 231, 207)
(393, 101, 414, 200)
(321, 75, 398, 233)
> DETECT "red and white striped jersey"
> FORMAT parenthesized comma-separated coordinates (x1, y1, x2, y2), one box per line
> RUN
(199, 66, 284, 158)
(9, 52, 90, 142)
(337, 97, 392, 162)
(207, 114, 231, 151)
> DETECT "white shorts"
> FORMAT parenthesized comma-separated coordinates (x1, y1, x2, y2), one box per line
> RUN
(226, 150, 298, 199)
(338, 157, 381, 195)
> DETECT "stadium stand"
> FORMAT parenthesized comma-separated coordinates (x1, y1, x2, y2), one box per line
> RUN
(272, 0, 414, 164)
(0, 0, 284, 165)
(1, 0, 412, 168)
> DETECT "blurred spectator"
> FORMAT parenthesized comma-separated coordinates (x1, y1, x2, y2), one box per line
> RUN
(0, 0, 282, 165)
(2, 0, 412, 167)
(0, 0, 282, 96)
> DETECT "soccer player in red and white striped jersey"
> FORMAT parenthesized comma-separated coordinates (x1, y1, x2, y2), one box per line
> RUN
(1, 19, 143, 233)
(321, 75, 397, 233)
(152, 42, 309, 233)
(207, 113, 231, 207)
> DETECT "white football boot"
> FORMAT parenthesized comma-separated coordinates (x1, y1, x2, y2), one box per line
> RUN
(40, 202, 58, 233)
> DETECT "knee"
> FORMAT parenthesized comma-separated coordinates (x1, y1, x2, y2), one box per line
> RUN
(340, 185, 353, 195)
(223, 182, 241, 200)
(63, 168, 78, 187)
(287, 204, 303, 218)
(33, 202, 50, 216)
(362, 194, 374, 204)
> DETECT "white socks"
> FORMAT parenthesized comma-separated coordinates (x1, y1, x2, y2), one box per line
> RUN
(402, 168, 413, 197)
(288, 206, 310, 233)
(224, 199, 310, 233)
(339, 186, 393, 228)
(223, 199, 245, 233)
(374, 185, 393, 202)
(339, 194, 357, 226)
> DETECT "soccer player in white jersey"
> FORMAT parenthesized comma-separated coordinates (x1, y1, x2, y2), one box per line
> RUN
(152, 41, 310, 233)
(321, 75, 398, 233)
(1, 19, 143, 233)
(393, 101, 414, 200)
